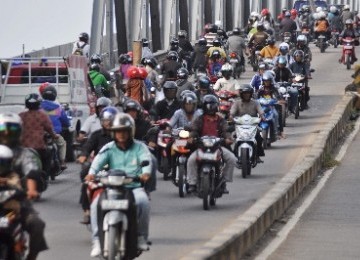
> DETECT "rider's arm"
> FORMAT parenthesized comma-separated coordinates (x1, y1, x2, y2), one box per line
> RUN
(88, 143, 112, 175)
(169, 110, 180, 129)
(230, 100, 240, 118)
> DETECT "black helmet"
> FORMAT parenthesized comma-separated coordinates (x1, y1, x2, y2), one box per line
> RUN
(41, 85, 57, 101)
(123, 99, 142, 113)
(119, 54, 132, 64)
(198, 76, 211, 89)
(212, 38, 222, 47)
(202, 94, 219, 115)
(25, 93, 41, 110)
(90, 63, 100, 72)
(90, 53, 102, 64)
(267, 37, 276, 45)
(79, 32, 89, 43)
(198, 37, 207, 46)
(204, 23, 217, 33)
(167, 51, 178, 61)
(163, 81, 178, 90)
(144, 58, 157, 68)
(177, 30, 187, 38)
(257, 22, 265, 31)
(177, 67, 189, 79)
(0, 145, 13, 176)
(170, 38, 179, 47)
(239, 84, 254, 95)
(211, 49, 221, 59)
(232, 27, 241, 35)
(141, 38, 149, 47)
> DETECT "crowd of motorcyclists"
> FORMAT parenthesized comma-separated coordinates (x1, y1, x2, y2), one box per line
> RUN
(1, 4, 360, 260)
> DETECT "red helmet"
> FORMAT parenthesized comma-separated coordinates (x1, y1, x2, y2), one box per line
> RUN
(261, 8, 270, 16)
(290, 9, 297, 17)
(138, 67, 148, 79)
(38, 82, 50, 95)
(127, 66, 140, 79)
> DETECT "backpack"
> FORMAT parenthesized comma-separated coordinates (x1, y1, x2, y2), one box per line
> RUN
(73, 42, 86, 56)
(316, 20, 328, 32)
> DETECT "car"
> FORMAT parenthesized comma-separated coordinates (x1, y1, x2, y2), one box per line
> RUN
(293, 0, 328, 12)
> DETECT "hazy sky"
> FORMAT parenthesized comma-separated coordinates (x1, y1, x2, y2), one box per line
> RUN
(0, 0, 93, 57)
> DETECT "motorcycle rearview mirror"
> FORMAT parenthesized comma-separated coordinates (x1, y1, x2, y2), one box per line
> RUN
(310, 68, 315, 73)
(140, 161, 150, 167)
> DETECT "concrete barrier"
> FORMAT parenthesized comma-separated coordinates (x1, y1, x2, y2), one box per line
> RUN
(182, 92, 357, 260)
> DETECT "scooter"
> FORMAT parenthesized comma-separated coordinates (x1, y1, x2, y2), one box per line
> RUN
(258, 97, 277, 149)
(155, 119, 173, 180)
(216, 90, 237, 120)
(44, 133, 63, 180)
(340, 37, 356, 70)
(228, 52, 243, 79)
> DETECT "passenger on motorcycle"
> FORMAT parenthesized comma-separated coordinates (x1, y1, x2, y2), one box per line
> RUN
(289, 50, 310, 109)
(206, 38, 227, 60)
(85, 113, 152, 257)
(207, 49, 225, 80)
(176, 67, 195, 100)
(230, 84, 265, 160)
(141, 38, 155, 61)
(314, 12, 330, 40)
(161, 51, 182, 82)
(77, 106, 119, 225)
(280, 11, 297, 43)
(125, 66, 150, 108)
(88, 63, 110, 98)
(40, 85, 69, 170)
(250, 62, 268, 92)
(187, 95, 236, 194)
(257, 72, 284, 139)
(151, 81, 181, 121)
(290, 35, 312, 74)
(274, 42, 294, 67)
(213, 63, 240, 92)
(259, 37, 279, 59)
(0, 117, 48, 260)
(226, 27, 248, 69)
(90, 53, 111, 81)
(78, 97, 112, 142)
(19, 93, 58, 178)
(339, 19, 359, 62)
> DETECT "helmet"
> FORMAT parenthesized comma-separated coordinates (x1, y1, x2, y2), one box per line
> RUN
(110, 112, 135, 138)
(316, 6, 322, 13)
(204, 23, 217, 33)
(293, 50, 304, 61)
(221, 63, 233, 78)
(257, 22, 265, 31)
(202, 94, 219, 115)
(90, 63, 100, 72)
(278, 56, 287, 66)
(141, 38, 149, 47)
(119, 54, 131, 64)
(25, 93, 41, 110)
(319, 11, 326, 19)
(198, 37, 207, 46)
(261, 8, 270, 16)
(178, 30, 187, 38)
(267, 37, 276, 45)
(138, 67, 148, 79)
(0, 145, 13, 176)
(144, 58, 157, 68)
(282, 8, 288, 13)
(181, 91, 198, 113)
(232, 27, 241, 35)
(90, 53, 102, 64)
(0, 113, 22, 147)
(163, 81, 177, 90)
(329, 6, 337, 14)
(239, 84, 254, 96)
(279, 43, 289, 54)
(258, 62, 268, 70)
(170, 38, 179, 47)
(343, 5, 350, 11)
(38, 82, 50, 96)
(123, 99, 142, 113)
(211, 49, 221, 59)
(198, 76, 211, 89)
(177, 67, 189, 79)
(99, 106, 119, 127)
(345, 19, 353, 25)
(96, 97, 112, 108)
(127, 66, 140, 79)
(212, 38, 221, 47)
(290, 9, 297, 17)
(167, 51, 178, 61)
(41, 85, 57, 101)
(284, 11, 291, 17)
(262, 71, 274, 82)
(79, 32, 89, 42)
(297, 34, 307, 44)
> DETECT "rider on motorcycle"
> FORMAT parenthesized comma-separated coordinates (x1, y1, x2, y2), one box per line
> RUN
(193, 37, 208, 76)
(85, 113, 152, 257)
(230, 84, 265, 161)
(314, 12, 330, 41)
(280, 11, 297, 43)
(178, 30, 194, 72)
(194, 75, 215, 108)
(259, 37, 279, 59)
(161, 51, 182, 82)
(226, 27, 247, 70)
(88, 63, 110, 98)
(176, 67, 195, 100)
(248, 22, 269, 52)
(250, 62, 268, 92)
(290, 35, 312, 75)
(40, 85, 69, 170)
(187, 95, 236, 194)
(213, 63, 240, 92)
(274, 42, 294, 67)
(0, 115, 48, 260)
(339, 19, 359, 63)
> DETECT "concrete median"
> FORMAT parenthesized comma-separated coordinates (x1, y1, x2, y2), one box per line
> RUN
(182, 92, 357, 260)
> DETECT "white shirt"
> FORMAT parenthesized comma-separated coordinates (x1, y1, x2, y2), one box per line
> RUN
(213, 77, 240, 92)
(80, 114, 101, 137)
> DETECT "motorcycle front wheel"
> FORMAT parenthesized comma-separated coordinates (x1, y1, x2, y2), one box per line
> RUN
(241, 148, 251, 178)
(202, 174, 210, 210)
(108, 224, 122, 260)
(262, 128, 269, 150)
(178, 164, 186, 198)
(346, 54, 351, 70)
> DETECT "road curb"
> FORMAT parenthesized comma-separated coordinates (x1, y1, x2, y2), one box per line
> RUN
(181, 93, 357, 260)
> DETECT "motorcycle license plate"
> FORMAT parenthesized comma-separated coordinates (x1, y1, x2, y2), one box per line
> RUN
(175, 139, 187, 147)
(199, 152, 217, 161)
(230, 59, 238, 63)
(292, 83, 303, 87)
(318, 35, 325, 39)
(0, 216, 9, 228)
(344, 46, 353, 50)
(101, 199, 129, 210)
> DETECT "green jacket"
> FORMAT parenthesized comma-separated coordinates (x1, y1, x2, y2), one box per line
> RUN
(88, 70, 109, 90)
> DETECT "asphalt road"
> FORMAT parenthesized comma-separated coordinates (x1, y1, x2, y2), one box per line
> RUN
(36, 44, 354, 260)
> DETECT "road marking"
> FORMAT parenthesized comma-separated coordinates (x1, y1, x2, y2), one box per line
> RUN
(255, 117, 360, 260)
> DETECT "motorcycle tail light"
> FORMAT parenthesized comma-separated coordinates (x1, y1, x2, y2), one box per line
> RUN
(230, 52, 237, 58)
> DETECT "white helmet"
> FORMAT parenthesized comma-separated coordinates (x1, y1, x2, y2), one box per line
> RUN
(221, 63, 233, 72)
(329, 6, 337, 14)
(297, 34, 308, 44)
(0, 144, 14, 176)
(343, 5, 350, 11)
(316, 7, 322, 13)
(279, 42, 290, 49)
(319, 11, 326, 19)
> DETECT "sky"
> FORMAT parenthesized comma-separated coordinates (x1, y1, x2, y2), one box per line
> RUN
(0, 0, 93, 57)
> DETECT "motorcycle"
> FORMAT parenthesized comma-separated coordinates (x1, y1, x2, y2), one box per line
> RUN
(228, 52, 243, 79)
(330, 29, 340, 48)
(340, 37, 356, 70)
(258, 97, 277, 149)
(171, 128, 191, 197)
(248, 44, 264, 72)
(216, 90, 237, 120)
(155, 119, 173, 180)
(282, 32, 295, 49)
(300, 24, 312, 43)
(95, 161, 150, 260)
(233, 115, 261, 178)
(292, 73, 307, 115)
(316, 32, 328, 53)
(277, 82, 291, 126)
(0, 186, 27, 260)
(45, 133, 63, 180)
(195, 136, 226, 210)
